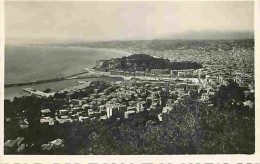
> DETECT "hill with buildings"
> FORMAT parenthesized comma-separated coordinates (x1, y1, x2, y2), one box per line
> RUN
(94, 54, 202, 72)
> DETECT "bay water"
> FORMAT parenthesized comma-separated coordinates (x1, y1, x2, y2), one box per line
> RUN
(4, 45, 130, 100)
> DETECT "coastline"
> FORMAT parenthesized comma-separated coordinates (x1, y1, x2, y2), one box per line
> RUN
(5, 45, 203, 99)
(4, 45, 131, 100)
(15, 43, 133, 58)
(5, 45, 131, 87)
(4, 76, 124, 101)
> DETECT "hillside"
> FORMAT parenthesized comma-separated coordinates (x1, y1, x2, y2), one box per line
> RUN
(94, 54, 202, 72)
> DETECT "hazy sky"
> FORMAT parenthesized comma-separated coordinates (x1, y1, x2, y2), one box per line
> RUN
(5, 1, 254, 42)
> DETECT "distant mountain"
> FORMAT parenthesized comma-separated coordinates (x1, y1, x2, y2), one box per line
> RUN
(46, 39, 254, 53)
(6, 30, 254, 46)
(157, 30, 254, 40)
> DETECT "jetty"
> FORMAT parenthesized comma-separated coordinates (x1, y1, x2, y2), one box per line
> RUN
(22, 88, 55, 98)
(5, 71, 89, 88)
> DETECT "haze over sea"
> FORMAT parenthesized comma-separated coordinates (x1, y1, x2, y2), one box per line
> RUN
(5, 45, 130, 100)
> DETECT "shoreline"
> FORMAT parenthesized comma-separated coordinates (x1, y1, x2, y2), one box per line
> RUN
(5, 45, 202, 93)
(5, 45, 132, 88)
(7, 43, 132, 58)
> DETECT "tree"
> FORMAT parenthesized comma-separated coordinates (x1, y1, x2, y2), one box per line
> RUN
(199, 81, 254, 154)
(211, 80, 245, 109)
(43, 88, 51, 93)
(161, 95, 203, 154)
(20, 96, 42, 144)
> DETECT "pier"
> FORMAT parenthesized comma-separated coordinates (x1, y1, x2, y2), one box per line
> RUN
(22, 88, 55, 98)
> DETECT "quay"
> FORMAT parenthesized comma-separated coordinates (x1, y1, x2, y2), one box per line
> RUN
(22, 88, 55, 98)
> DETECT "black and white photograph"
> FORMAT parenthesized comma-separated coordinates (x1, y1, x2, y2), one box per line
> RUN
(2, 0, 256, 156)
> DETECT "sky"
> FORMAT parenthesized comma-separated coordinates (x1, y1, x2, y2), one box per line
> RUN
(5, 1, 254, 43)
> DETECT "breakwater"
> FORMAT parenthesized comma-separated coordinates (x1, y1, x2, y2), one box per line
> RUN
(4, 71, 106, 88)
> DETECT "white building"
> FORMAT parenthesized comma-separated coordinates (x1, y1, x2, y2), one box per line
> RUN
(136, 101, 146, 113)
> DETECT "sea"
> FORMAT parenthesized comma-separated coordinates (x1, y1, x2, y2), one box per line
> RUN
(4, 45, 130, 100)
